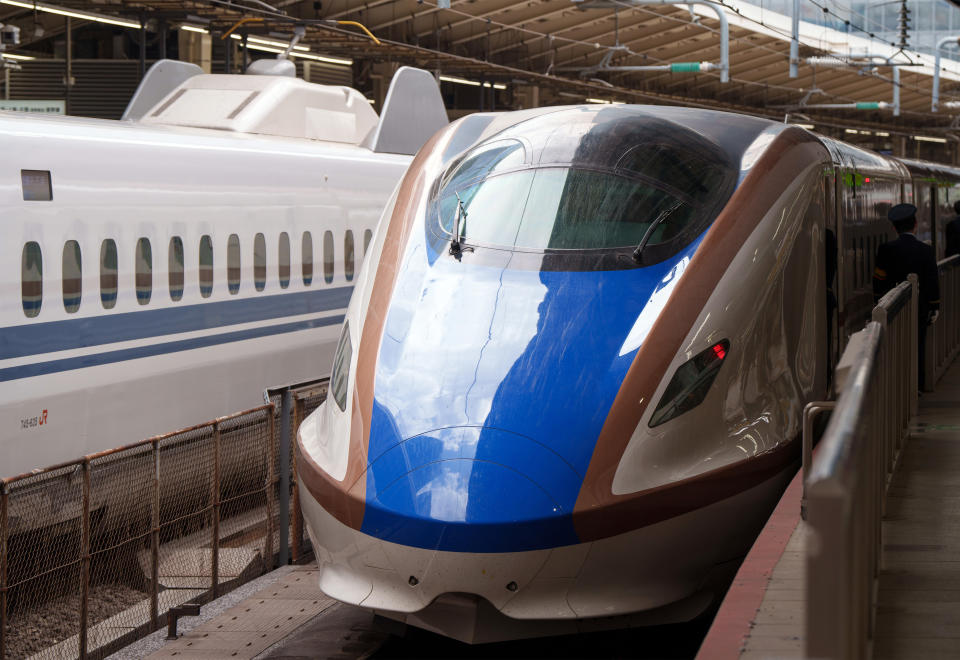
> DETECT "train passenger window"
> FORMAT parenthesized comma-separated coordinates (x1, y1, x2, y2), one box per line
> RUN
(135, 238, 152, 305)
(227, 234, 241, 295)
(302, 231, 313, 286)
(199, 235, 213, 298)
(254, 233, 266, 291)
(344, 230, 355, 282)
(169, 237, 184, 301)
(363, 229, 372, 255)
(21, 242, 43, 318)
(279, 232, 290, 289)
(62, 240, 82, 313)
(100, 240, 117, 310)
(323, 230, 334, 283)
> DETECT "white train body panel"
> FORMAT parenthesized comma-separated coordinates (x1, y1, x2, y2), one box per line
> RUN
(1, 111, 411, 476)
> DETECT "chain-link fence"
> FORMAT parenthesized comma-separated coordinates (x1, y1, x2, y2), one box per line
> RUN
(0, 379, 328, 660)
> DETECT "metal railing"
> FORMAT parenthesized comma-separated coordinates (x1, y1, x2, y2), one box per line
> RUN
(0, 379, 327, 660)
(806, 255, 960, 659)
(924, 255, 960, 390)
(805, 278, 917, 660)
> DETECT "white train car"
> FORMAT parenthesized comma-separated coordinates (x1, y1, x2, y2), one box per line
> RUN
(1, 64, 447, 477)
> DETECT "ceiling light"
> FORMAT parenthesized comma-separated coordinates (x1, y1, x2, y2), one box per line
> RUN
(876, 131, 890, 137)
(914, 135, 947, 143)
(791, 123, 815, 129)
(290, 51, 352, 66)
(0, 52, 35, 61)
(586, 98, 613, 104)
(0, 0, 141, 29)
(179, 25, 208, 34)
(845, 128, 859, 134)
(438, 75, 505, 90)
(439, 75, 481, 87)
(240, 42, 352, 66)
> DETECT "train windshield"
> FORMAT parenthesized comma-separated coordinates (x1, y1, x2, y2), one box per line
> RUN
(432, 108, 736, 265)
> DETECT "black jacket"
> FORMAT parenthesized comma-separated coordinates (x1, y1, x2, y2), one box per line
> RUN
(873, 233, 940, 313)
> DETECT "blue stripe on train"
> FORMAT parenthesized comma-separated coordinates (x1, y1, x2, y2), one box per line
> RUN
(0, 315, 345, 382)
(0, 287, 353, 360)
(359, 238, 702, 552)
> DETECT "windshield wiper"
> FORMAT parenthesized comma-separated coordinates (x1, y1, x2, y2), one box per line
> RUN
(449, 192, 468, 258)
(632, 200, 683, 265)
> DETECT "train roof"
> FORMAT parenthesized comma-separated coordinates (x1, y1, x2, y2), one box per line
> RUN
(137, 73, 379, 145)
(897, 158, 960, 185)
(817, 135, 908, 179)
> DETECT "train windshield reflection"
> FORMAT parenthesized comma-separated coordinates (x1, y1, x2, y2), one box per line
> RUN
(438, 167, 697, 251)
(433, 112, 735, 263)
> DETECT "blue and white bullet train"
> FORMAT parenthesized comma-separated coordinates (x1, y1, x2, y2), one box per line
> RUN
(1, 65, 446, 478)
(296, 105, 960, 642)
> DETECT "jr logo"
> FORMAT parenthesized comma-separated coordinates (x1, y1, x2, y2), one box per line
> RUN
(19, 409, 48, 430)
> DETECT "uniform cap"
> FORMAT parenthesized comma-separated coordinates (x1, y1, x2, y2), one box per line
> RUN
(888, 203, 917, 224)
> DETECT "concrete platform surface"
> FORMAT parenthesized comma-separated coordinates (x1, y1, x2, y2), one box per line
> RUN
(697, 356, 960, 659)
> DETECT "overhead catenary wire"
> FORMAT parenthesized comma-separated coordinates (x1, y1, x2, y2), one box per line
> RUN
(403, 0, 862, 104)
(198, 0, 952, 118)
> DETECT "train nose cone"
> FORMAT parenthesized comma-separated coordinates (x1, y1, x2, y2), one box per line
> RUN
(360, 426, 582, 552)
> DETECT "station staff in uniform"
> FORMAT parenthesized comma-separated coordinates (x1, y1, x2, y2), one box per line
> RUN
(873, 203, 941, 388)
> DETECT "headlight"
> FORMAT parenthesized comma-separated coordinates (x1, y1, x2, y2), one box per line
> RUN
(330, 322, 352, 411)
(648, 340, 729, 427)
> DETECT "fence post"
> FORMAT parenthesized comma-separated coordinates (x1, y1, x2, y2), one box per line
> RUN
(80, 459, 90, 659)
(909, 274, 919, 415)
(807, 486, 852, 659)
(151, 440, 160, 630)
(265, 407, 276, 572)
(211, 422, 220, 600)
(1, 483, 7, 660)
(291, 397, 304, 563)
(278, 390, 292, 567)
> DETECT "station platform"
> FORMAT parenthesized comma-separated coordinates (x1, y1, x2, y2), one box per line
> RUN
(697, 358, 960, 659)
(107, 565, 389, 660)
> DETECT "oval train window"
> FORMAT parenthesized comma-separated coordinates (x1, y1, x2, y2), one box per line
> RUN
(199, 235, 213, 297)
(227, 234, 241, 295)
(254, 233, 266, 291)
(279, 232, 290, 289)
(62, 240, 82, 313)
(169, 237, 184, 301)
(135, 238, 152, 305)
(363, 229, 372, 255)
(100, 239, 117, 309)
(302, 231, 313, 286)
(344, 230, 355, 282)
(21, 242, 43, 318)
(323, 230, 334, 284)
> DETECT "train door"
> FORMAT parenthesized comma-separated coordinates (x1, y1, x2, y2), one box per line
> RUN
(823, 169, 840, 378)
(916, 183, 935, 249)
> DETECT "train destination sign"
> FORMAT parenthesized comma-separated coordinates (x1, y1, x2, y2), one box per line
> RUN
(0, 99, 65, 114)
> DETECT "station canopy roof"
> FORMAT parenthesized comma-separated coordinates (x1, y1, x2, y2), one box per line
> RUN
(3, 0, 960, 137)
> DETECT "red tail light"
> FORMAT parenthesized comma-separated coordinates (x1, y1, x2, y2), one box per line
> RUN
(648, 339, 730, 428)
